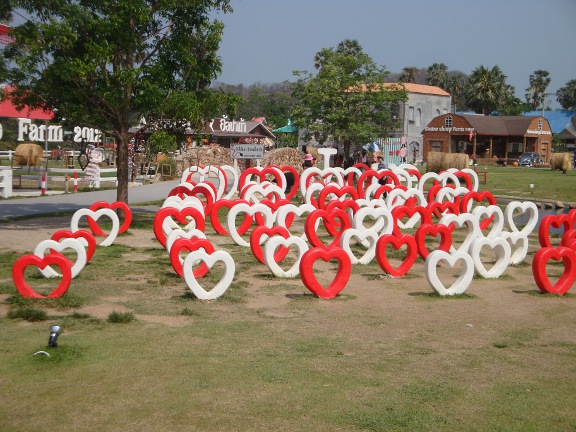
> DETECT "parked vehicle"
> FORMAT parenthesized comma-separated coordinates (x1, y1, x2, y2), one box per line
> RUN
(517, 152, 542, 166)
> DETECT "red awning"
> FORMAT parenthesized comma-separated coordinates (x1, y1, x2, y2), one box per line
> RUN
(0, 86, 55, 120)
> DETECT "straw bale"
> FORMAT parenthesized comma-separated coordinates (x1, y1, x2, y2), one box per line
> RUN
(550, 152, 571, 172)
(263, 147, 306, 172)
(426, 152, 469, 173)
(14, 143, 44, 167)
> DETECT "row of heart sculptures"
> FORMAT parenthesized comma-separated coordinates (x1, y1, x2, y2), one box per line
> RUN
(11, 162, 576, 300)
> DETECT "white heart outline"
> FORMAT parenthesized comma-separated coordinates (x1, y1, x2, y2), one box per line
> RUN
(263, 236, 309, 278)
(504, 201, 538, 236)
(220, 164, 239, 201)
(472, 205, 504, 238)
(71, 208, 119, 247)
(182, 250, 235, 300)
(34, 238, 87, 279)
(275, 203, 316, 240)
(439, 213, 481, 253)
(226, 203, 274, 247)
(339, 228, 378, 265)
(500, 231, 529, 265)
(468, 236, 511, 278)
(353, 207, 394, 237)
(425, 250, 475, 296)
(165, 228, 207, 253)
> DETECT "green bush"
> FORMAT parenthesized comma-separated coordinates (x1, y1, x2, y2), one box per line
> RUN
(8, 307, 48, 322)
(107, 311, 135, 323)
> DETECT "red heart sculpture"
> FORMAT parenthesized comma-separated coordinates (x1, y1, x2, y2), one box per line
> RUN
(538, 214, 574, 248)
(210, 199, 253, 236)
(170, 237, 215, 278)
(532, 246, 576, 295)
(452, 170, 473, 190)
(357, 169, 400, 197)
(317, 185, 359, 209)
(299, 247, 351, 299)
(153, 206, 206, 248)
(427, 201, 460, 220)
(375, 234, 418, 277)
(279, 165, 300, 200)
(238, 166, 285, 191)
(187, 184, 215, 215)
(562, 229, 576, 251)
(391, 205, 432, 236)
(305, 209, 351, 249)
(12, 254, 72, 298)
(415, 223, 453, 260)
(51, 229, 96, 262)
(87, 201, 132, 235)
(250, 226, 291, 264)
(324, 199, 361, 219)
(459, 191, 496, 214)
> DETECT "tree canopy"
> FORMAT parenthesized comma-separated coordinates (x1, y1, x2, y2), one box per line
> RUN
(1, 0, 235, 203)
(525, 70, 551, 111)
(290, 39, 407, 157)
(556, 79, 576, 110)
(463, 65, 511, 115)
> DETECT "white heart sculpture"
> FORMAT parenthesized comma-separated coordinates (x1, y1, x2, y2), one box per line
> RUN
(425, 250, 475, 296)
(303, 182, 326, 205)
(242, 183, 285, 204)
(504, 201, 538, 236)
(275, 204, 316, 239)
(165, 228, 207, 253)
(385, 188, 426, 210)
(181, 166, 226, 199)
(34, 238, 87, 279)
(71, 208, 119, 246)
(320, 168, 345, 186)
(500, 232, 529, 265)
(460, 168, 479, 192)
(220, 164, 239, 201)
(472, 205, 504, 238)
(417, 171, 460, 193)
(468, 236, 511, 278)
(226, 203, 274, 247)
(299, 167, 323, 196)
(353, 207, 394, 237)
(439, 213, 481, 253)
(263, 236, 309, 278)
(434, 186, 470, 204)
(182, 250, 235, 300)
(339, 228, 378, 265)
(390, 168, 412, 189)
(161, 199, 205, 232)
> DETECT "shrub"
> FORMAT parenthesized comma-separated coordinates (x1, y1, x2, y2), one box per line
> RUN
(107, 311, 135, 323)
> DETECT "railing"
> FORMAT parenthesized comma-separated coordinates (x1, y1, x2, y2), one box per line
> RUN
(12, 166, 117, 191)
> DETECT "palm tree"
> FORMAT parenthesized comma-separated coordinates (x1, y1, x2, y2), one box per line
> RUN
(426, 63, 449, 89)
(464, 65, 509, 115)
(525, 70, 551, 110)
(556, 79, 576, 110)
(399, 66, 420, 83)
(447, 73, 467, 111)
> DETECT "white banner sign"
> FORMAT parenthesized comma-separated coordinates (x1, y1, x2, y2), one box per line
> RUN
(230, 144, 264, 159)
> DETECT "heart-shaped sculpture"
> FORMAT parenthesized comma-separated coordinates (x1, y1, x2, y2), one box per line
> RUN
(317, 185, 359, 209)
(532, 246, 576, 295)
(275, 203, 316, 239)
(278, 165, 300, 200)
(51, 229, 96, 262)
(562, 229, 576, 251)
(226, 202, 274, 247)
(460, 190, 496, 214)
(170, 237, 215, 278)
(299, 247, 351, 299)
(153, 206, 206, 249)
(220, 164, 239, 201)
(165, 228, 207, 253)
(250, 225, 292, 264)
(415, 223, 453, 260)
(357, 169, 400, 197)
(538, 213, 575, 248)
(305, 209, 351, 249)
(375, 233, 418, 277)
(391, 205, 432, 235)
(504, 201, 538, 236)
(12, 254, 72, 298)
(339, 228, 378, 265)
(34, 238, 87, 279)
(472, 205, 504, 236)
(500, 232, 529, 265)
(87, 201, 132, 235)
(161, 198, 205, 231)
(424, 250, 475, 296)
(209, 199, 253, 236)
(71, 208, 119, 247)
(263, 236, 309, 278)
(439, 213, 481, 253)
(182, 250, 236, 300)
(468, 236, 511, 278)
(352, 207, 394, 237)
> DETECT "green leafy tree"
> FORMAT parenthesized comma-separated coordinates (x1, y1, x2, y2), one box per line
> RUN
(291, 39, 408, 158)
(1, 0, 233, 203)
(399, 66, 420, 84)
(525, 70, 551, 110)
(556, 79, 576, 109)
(426, 63, 449, 89)
(463, 65, 509, 115)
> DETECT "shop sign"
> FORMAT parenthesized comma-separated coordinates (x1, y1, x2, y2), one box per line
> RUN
(230, 143, 264, 159)
(17, 118, 102, 143)
(209, 118, 248, 133)
(526, 129, 551, 135)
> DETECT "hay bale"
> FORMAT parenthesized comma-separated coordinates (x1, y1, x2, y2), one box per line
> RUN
(14, 143, 44, 167)
(550, 153, 571, 173)
(263, 147, 306, 172)
(426, 152, 469, 173)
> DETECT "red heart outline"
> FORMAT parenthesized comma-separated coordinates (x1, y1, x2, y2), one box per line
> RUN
(357, 169, 400, 197)
(170, 238, 215, 278)
(532, 246, 576, 295)
(238, 166, 285, 192)
(12, 254, 72, 298)
(250, 226, 292, 264)
(317, 185, 359, 209)
(391, 205, 432, 236)
(210, 199, 253, 236)
(51, 229, 96, 262)
(375, 234, 418, 277)
(153, 207, 206, 248)
(88, 201, 132, 235)
(305, 209, 351, 249)
(539, 214, 574, 248)
(299, 247, 351, 299)
(279, 165, 300, 200)
(415, 223, 453, 260)
(459, 191, 496, 214)
(427, 201, 460, 220)
(324, 199, 361, 219)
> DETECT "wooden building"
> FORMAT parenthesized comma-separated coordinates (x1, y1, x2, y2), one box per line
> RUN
(422, 114, 553, 164)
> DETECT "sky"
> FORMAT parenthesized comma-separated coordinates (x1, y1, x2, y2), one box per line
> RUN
(213, 0, 576, 108)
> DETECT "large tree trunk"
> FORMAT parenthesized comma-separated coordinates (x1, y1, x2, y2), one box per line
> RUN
(116, 133, 129, 204)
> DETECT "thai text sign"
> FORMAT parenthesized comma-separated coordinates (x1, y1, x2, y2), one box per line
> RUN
(230, 144, 264, 159)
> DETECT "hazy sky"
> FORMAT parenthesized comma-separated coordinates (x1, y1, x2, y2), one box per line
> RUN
(214, 0, 576, 108)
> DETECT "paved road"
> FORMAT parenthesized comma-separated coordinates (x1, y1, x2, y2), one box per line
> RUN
(0, 180, 181, 219)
